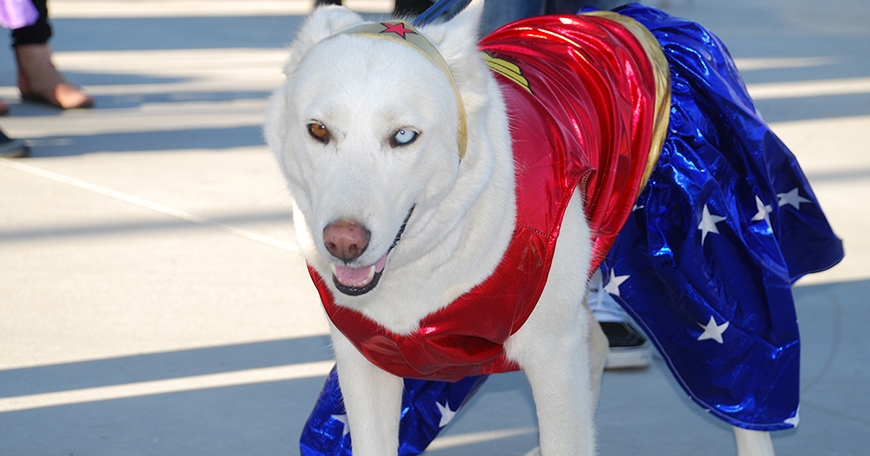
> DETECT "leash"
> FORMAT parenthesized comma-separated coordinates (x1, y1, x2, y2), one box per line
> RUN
(412, 0, 463, 26)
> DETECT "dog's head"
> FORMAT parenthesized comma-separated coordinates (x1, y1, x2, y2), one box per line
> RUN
(266, 1, 490, 299)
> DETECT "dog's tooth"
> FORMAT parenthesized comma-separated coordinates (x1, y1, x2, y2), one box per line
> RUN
(366, 265, 375, 281)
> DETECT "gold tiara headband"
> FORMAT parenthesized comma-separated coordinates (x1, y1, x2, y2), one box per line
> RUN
(336, 21, 468, 160)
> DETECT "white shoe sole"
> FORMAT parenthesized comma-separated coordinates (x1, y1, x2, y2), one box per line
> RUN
(604, 341, 652, 370)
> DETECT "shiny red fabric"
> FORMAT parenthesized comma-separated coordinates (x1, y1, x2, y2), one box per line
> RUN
(310, 14, 657, 381)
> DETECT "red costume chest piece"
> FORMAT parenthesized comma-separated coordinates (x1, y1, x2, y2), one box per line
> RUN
(310, 14, 658, 381)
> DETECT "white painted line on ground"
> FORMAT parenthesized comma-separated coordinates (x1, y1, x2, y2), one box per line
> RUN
(747, 76, 870, 100)
(0, 159, 298, 252)
(52, 0, 313, 17)
(734, 56, 841, 71)
(428, 427, 538, 451)
(0, 361, 334, 413)
(50, 0, 393, 18)
(48, 48, 289, 74)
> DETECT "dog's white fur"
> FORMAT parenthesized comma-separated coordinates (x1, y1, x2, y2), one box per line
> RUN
(266, 1, 774, 454)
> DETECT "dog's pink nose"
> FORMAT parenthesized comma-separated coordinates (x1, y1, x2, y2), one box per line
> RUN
(323, 220, 370, 262)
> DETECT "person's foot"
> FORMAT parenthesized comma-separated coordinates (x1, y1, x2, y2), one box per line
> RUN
(600, 321, 652, 370)
(15, 44, 94, 110)
(0, 130, 30, 158)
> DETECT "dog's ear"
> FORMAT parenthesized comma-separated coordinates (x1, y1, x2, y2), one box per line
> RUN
(419, 0, 489, 122)
(267, 6, 365, 163)
(282, 6, 365, 77)
(420, 0, 484, 61)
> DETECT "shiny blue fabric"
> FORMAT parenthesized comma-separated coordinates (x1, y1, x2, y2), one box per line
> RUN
(299, 4, 844, 453)
(300, 367, 486, 455)
(601, 3, 843, 430)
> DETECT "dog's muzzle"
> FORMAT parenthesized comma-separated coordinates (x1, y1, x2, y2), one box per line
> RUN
(328, 206, 414, 296)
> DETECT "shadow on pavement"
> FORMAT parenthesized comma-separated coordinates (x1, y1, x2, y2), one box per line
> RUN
(0, 336, 332, 398)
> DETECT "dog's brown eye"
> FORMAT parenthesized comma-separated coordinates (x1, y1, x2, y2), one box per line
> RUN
(307, 122, 330, 144)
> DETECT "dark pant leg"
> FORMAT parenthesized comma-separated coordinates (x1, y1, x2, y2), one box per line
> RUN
(394, 0, 432, 16)
(11, 0, 51, 47)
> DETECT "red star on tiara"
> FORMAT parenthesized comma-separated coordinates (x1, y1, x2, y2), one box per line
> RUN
(380, 22, 416, 39)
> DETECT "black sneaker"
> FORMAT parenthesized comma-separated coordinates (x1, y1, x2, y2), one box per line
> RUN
(0, 130, 30, 158)
(600, 321, 652, 370)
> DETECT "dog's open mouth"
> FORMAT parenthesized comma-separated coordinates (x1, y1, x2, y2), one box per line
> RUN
(330, 255, 387, 296)
(330, 206, 414, 296)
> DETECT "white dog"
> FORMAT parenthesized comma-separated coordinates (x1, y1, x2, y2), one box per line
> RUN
(266, 1, 783, 454)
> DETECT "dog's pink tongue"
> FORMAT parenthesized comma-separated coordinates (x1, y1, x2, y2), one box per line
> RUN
(333, 255, 388, 287)
(334, 264, 372, 287)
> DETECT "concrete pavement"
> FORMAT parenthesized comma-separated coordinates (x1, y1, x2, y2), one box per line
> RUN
(1, 0, 868, 454)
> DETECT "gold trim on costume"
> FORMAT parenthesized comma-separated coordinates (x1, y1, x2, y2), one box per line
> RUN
(482, 52, 533, 94)
(334, 21, 468, 160)
(583, 11, 671, 196)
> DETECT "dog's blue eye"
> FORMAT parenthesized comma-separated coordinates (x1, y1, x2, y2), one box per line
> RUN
(392, 129, 418, 147)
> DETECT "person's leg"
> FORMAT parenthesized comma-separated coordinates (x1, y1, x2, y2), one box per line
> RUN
(12, 0, 94, 109)
(588, 268, 652, 369)
(393, 0, 432, 17)
(546, 0, 628, 14)
(446, 0, 544, 36)
(10, 0, 50, 45)
(480, 0, 543, 35)
(580, 0, 627, 10)
(547, 0, 575, 14)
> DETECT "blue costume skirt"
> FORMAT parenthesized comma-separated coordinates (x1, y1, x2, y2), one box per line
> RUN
(300, 4, 844, 454)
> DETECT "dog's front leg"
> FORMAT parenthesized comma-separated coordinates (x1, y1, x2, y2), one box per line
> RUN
(506, 191, 597, 455)
(509, 303, 598, 456)
(330, 325, 404, 455)
(733, 427, 774, 456)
